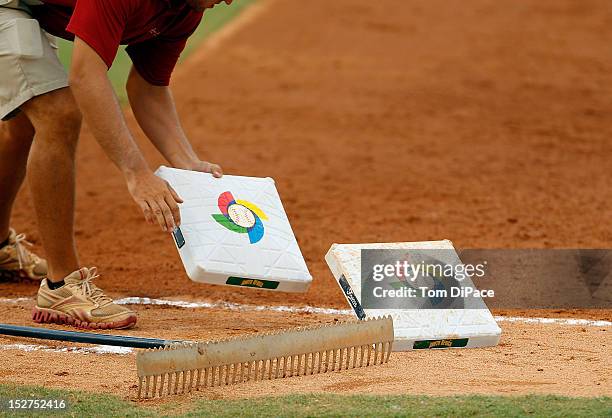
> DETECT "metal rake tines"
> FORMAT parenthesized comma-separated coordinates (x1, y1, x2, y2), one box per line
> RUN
(137, 341, 393, 398)
(136, 317, 394, 399)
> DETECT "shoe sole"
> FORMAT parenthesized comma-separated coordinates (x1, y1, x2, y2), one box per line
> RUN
(32, 307, 137, 330)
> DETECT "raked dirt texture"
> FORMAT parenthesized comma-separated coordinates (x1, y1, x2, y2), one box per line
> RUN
(0, 0, 610, 405)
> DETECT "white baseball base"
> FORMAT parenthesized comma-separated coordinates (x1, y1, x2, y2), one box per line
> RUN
(156, 166, 312, 292)
(325, 240, 501, 350)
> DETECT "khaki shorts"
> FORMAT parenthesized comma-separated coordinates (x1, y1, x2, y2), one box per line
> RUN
(0, 6, 68, 120)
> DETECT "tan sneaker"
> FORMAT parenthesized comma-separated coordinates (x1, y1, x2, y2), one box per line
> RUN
(33, 267, 137, 330)
(0, 228, 47, 281)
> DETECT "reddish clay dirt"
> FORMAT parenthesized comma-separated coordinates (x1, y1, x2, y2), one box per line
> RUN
(1, 0, 611, 400)
(0, 300, 610, 399)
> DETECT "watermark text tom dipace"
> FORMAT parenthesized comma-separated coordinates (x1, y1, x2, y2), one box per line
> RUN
(360, 249, 611, 309)
(360, 249, 491, 310)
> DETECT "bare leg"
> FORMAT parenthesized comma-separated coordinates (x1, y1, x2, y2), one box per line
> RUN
(22, 88, 82, 282)
(0, 113, 34, 241)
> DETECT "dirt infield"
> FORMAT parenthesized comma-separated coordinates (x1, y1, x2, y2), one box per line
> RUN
(1, 0, 611, 399)
(0, 300, 610, 398)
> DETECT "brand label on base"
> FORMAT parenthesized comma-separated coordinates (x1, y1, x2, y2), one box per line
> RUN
(226, 276, 280, 289)
(413, 338, 469, 349)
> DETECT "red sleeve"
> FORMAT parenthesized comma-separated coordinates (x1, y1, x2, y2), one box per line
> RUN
(65, 0, 135, 68)
(126, 39, 187, 86)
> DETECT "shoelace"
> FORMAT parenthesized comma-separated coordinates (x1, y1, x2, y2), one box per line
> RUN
(13, 233, 36, 270)
(73, 267, 113, 306)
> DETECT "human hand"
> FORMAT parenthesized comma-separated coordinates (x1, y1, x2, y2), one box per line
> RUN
(178, 159, 223, 178)
(126, 170, 183, 232)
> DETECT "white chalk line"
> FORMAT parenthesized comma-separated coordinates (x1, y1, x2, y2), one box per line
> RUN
(0, 297, 609, 356)
(493, 316, 611, 327)
(2, 296, 610, 327)
(114, 297, 612, 327)
(0, 297, 30, 304)
(115, 296, 352, 316)
(0, 343, 132, 355)
(2, 296, 611, 327)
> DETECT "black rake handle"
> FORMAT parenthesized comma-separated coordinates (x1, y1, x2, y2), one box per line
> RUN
(0, 323, 181, 349)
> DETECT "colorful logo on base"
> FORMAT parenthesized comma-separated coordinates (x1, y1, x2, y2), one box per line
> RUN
(212, 191, 267, 244)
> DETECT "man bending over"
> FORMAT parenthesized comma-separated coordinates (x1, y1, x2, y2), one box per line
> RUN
(0, 0, 230, 329)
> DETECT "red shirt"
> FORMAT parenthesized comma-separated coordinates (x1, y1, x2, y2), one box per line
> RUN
(33, 0, 203, 86)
